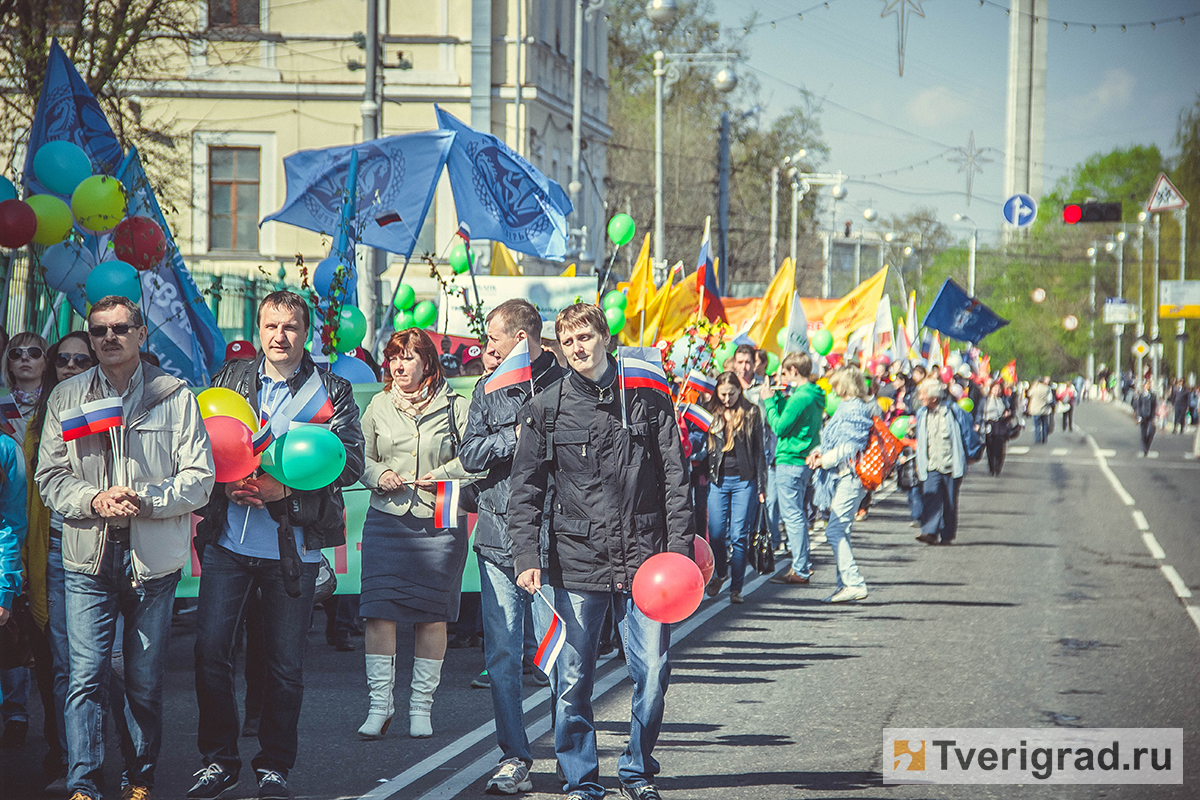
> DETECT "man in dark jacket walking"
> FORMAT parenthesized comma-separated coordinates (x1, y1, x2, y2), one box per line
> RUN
(188, 292, 365, 800)
(510, 304, 692, 800)
(1132, 378, 1159, 457)
(460, 299, 564, 795)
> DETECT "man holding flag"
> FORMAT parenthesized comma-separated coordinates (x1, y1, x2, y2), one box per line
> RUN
(36, 296, 215, 800)
(509, 303, 693, 800)
(459, 299, 564, 795)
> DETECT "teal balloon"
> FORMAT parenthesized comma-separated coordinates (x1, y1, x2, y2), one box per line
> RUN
(811, 329, 834, 356)
(33, 141, 92, 196)
(0, 176, 15, 203)
(335, 306, 367, 352)
(85, 260, 141, 303)
(448, 243, 471, 274)
(393, 309, 415, 331)
(607, 213, 636, 246)
(412, 299, 437, 328)
(605, 306, 624, 335)
(824, 392, 841, 416)
(261, 427, 347, 491)
(393, 283, 416, 311)
(602, 290, 627, 312)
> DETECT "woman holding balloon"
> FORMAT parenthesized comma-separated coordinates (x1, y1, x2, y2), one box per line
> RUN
(357, 328, 474, 741)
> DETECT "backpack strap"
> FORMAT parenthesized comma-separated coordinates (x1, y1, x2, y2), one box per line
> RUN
(445, 393, 460, 457)
(542, 379, 564, 464)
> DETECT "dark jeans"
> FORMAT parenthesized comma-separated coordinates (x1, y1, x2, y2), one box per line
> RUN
(1140, 418, 1156, 454)
(920, 471, 963, 543)
(194, 545, 318, 780)
(985, 432, 1007, 475)
(1033, 414, 1050, 444)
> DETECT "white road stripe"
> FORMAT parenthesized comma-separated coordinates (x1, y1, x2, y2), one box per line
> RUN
(1161, 565, 1193, 599)
(1132, 510, 1149, 531)
(1098, 448, 1116, 457)
(1085, 434, 1135, 506)
(1142, 533, 1166, 559)
(1187, 607, 1200, 637)
(1052, 447, 1069, 456)
(1009, 445, 1030, 455)
(1148, 451, 1160, 459)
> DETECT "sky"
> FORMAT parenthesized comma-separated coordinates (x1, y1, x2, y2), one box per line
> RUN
(710, 0, 1200, 245)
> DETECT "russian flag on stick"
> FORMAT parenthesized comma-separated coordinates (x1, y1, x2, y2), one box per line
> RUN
(61, 397, 124, 442)
(434, 480, 461, 528)
(618, 347, 671, 395)
(683, 370, 716, 396)
(485, 338, 532, 394)
(681, 403, 713, 433)
(532, 590, 565, 675)
(252, 421, 274, 457)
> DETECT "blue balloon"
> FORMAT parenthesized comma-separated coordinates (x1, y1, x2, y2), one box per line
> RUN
(85, 260, 142, 304)
(0, 176, 16, 203)
(330, 354, 378, 383)
(42, 240, 94, 315)
(313, 255, 354, 299)
(33, 141, 93, 197)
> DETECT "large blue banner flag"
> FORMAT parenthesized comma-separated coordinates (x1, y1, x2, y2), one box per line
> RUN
(921, 278, 1009, 344)
(262, 131, 454, 258)
(435, 106, 572, 261)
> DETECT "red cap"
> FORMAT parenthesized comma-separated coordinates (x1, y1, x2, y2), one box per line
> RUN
(225, 340, 256, 360)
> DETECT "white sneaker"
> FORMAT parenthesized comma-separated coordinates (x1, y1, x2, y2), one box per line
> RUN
(823, 586, 868, 603)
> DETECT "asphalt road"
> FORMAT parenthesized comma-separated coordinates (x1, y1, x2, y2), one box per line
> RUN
(3, 400, 1197, 800)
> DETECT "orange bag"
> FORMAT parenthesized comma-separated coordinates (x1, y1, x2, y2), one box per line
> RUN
(854, 416, 904, 491)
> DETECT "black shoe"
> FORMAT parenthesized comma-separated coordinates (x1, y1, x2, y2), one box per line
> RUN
(915, 533, 938, 545)
(620, 784, 663, 800)
(0, 719, 27, 748)
(256, 769, 288, 800)
(187, 764, 239, 799)
(334, 630, 355, 651)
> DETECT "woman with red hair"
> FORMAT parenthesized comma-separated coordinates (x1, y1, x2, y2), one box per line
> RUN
(356, 328, 474, 741)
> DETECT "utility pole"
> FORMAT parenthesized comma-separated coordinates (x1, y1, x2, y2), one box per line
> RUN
(1152, 214, 1162, 386)
(717, 110, 730, 295)
(1176, 208, 1188, 380)
(768, 165, 778, 270)
(361, 0, 384, 344)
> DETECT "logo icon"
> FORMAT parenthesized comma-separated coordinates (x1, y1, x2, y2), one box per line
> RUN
(894, 740, 925, 771)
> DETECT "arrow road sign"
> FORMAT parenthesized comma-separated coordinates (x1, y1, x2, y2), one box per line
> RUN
(1003, 193, 1037, 228)
(1146, 173, 1188, 213)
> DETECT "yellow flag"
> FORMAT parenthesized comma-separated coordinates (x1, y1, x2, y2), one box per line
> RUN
(822, 267, 888, 351)
(560, 263, 576, 277)
(490, 242, 522, 276)
(624, 234, 654, 316)
(628, 261, 681, 345)
(658, 272, 703, 341)
(746, 258, 794, 355)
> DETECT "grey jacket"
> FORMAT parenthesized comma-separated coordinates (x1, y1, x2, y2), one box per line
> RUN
(35, 364, 215, 581)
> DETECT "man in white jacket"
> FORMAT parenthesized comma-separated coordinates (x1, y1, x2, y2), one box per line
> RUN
(36, 295, 215, 800)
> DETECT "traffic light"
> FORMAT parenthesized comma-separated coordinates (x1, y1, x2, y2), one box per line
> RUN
(1062, 202, 1121, 224)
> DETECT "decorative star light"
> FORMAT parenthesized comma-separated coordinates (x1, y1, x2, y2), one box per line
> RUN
(947, 131, 992, 206)
(880, 0, 925, 77)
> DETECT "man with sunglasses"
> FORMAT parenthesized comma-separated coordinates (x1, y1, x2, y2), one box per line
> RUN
(36, 296, 216, 800)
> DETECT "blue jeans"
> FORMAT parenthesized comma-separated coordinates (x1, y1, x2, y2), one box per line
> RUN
(774, 464, 813, 578)
(194, 544, 318, 779)
(920, 471, 962, 543)
(0, 666, 29, 724)
(764, 466, 782, 547)
(825, 475, 867, 591)
(1034, 414, 1050, 443)
(63, 540, 179, 798)
(706, 475, 756, 592)
(907, 486, 923, 522)
(478, 557, 556, 766)
(554, 590, 669, 797)
(46, 532, 70, 759)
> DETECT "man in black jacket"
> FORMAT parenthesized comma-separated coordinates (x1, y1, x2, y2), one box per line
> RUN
(460, 299, 564, 795)
(188, 292, 365, 800)
(509, 304, 692, 800)
(1132, 378, 1159, 457)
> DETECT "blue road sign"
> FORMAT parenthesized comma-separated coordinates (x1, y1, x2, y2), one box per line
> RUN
(1003, 193, 1038, 228)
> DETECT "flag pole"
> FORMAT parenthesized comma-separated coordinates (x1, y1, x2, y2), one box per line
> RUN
(617, 353, 628, 429)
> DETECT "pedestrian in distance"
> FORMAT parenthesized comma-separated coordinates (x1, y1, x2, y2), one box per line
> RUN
(37, 296, 216, 800)
(980, 380, 1014, 477)
(509, 303, 693, 800)
(914, 378, 981, 546)
(1169, 380, 1190, 434)
(1132, 378, 1159, 457)
(190, 291, 364, 800)
(1025, 376, 1054, 445)
(458, 299, 564, 795)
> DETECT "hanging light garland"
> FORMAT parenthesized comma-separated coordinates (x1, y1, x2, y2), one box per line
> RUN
(976, 0, 1199, 32)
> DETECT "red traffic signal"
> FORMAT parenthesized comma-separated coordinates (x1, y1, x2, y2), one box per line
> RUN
(1063, 204, 1083, 224)
(1062, 201, 1121, 224)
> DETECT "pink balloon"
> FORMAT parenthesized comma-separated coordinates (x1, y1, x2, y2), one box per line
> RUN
(940, 366, 954, 383)
(632, 552, 705, 624)
(949, 382, 964, 399)
(204, 415, 260, 483)
(693, 535, 715, 584)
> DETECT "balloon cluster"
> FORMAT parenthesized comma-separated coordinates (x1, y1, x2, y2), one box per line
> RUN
(601, 290, 626, 335)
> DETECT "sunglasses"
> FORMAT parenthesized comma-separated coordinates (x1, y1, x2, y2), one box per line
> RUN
(56, 353, 94, 368)
(8, 346, 44, 361)
(88, 324, 137, 338)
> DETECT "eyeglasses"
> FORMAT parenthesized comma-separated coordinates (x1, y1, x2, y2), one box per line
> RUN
(88, 324, 137, 338)
(56, 353, 93, 368)
(8, 346, 44, 361)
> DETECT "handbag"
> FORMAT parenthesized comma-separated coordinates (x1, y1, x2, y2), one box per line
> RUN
(312, 554, 337, 606)
(0, 595, 34, 670)
(748, 505, 775, 575)
(895, 454, 917, 491)
(854, 416, 904, 491)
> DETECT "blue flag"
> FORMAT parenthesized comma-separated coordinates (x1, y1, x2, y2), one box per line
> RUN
(262, 131, 453, 259)
(921, 278, 1009, 344)
(117, 149, 226, 386)
(435, 106, 572, 261)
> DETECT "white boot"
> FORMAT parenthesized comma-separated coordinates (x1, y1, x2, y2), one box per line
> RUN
(409, 657, 443, 739)
(357, 654, 396, 739)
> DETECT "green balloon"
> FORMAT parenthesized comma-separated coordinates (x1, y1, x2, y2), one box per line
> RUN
(448, 243, 471, 274)
(336, 306, 367, 352)
(811, 329, 834, 356)
(393, 283, 416, 311)
(890, 416, 911, 438)
(766, 352, 780, 376)
(71, 175, 126, 233)
(605, 306, 625, 335)
(393, 309, 415, 331)
(602, 290, 627, 312)
(261, 427, 347, 491)
(607, 213, 636, 247)
(776, 328, 788, 349)
(712, 343, 735, 369)
(27, 194, 73, 246)
(958, 397, 974, 413)
(412, 299, 437, 328)
(825, 392, 841, 416)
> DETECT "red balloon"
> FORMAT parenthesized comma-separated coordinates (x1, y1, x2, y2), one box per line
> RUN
(632, 552, 705, 624)
(693, 535, 715, 584)
(204, 415, 260, 483)
(112, 215, 167, 271)
(0, 199, 38, 249)
(940, 366, 954, 383)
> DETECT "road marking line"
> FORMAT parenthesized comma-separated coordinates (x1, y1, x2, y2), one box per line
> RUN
(1187, 607, 1200, 636)
(1132, 510, 1149, 531)
(1009, 446, 1030, 455)
(1098, 448, 1116, 457)
(1148, 451, 1160, 459)
(1161, 565, 1193, 599)
(1142, 533, 1166, 559)
(1085, 434, 1135, 506)
(1052, 447, 1069, 456)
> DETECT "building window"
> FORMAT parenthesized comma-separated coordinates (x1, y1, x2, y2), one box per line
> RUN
(209, 0, 260, 28)
(209, 147, 260, 252)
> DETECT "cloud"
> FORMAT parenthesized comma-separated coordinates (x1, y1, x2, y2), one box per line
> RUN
(906, 86, 971, 129)
(1066, 68, 1136, 122)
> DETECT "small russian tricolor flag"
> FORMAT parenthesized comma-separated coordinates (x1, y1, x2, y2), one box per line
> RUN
(434, 480, 461, 528)
(683, 370, 716, 395)
(681, 403, 713, 433)
(61, 397, 124, 443)
(533, 599, 565, 675)
(456, 221, 472, 241)
(618, 347, 671, 396)
(252, 420, 274, 457)
(485, 338, 532, 394)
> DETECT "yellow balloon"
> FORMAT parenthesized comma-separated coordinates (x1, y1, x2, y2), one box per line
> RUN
(817, 377, 832, 393)
(197, 387, 258, 432)
(877, 396, 893, 412)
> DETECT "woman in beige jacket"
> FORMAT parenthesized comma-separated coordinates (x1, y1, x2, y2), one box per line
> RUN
(356, 328, 473, 741)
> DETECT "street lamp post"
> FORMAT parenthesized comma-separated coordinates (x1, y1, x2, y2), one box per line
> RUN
(953, 213, 978, 296)
(783, 170, 846, 298)
(1136, 212, 1147, 378)
(1088, 244, 1098, 383)
(1113, 229, 1127, 382)
(1152, 214, 1162, 386)
(768, 165, 779, 268)
(569, 0, 606, 263)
